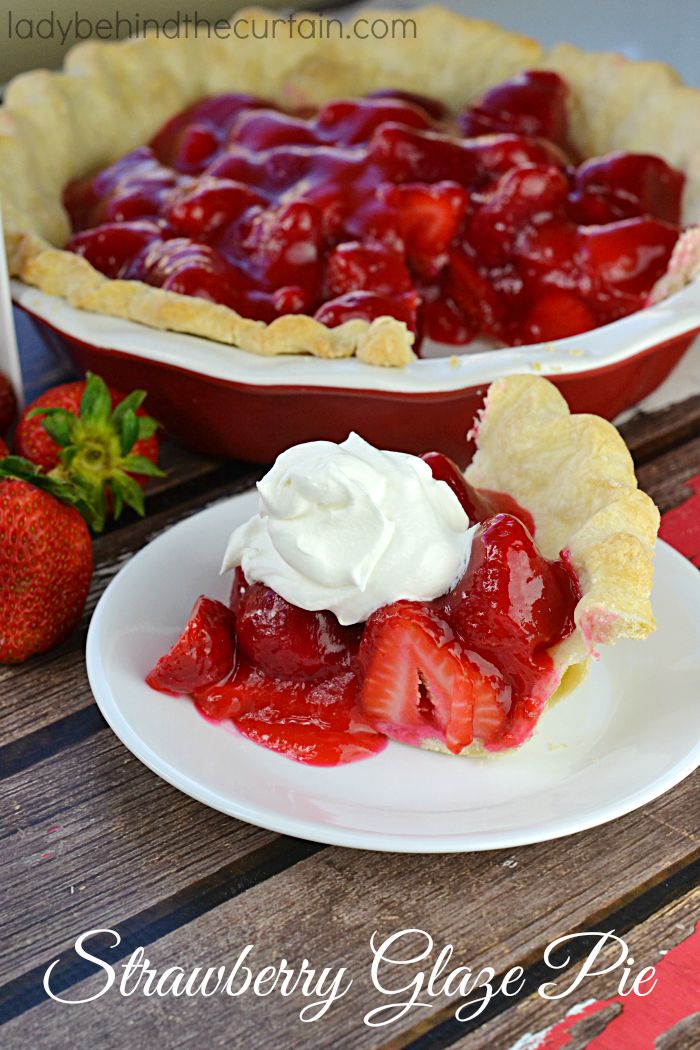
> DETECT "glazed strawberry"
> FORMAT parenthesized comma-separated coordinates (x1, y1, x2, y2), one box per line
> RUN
(421, 295, 477, 344)
(14, 372, 163, 532)
(0, 465, 92, 664)
(314, 290, 419, 334)
(67, 221, 163, 279)
(466, 165, 569, 265)
(324, 241, 412, 297)
(241, 200, 323, 291)
(367, 88, 449, 121)
(438, 514, 579, 697)
(570, 152, 685, 225)
(229, 110, 320, 150)
(164, 178, 267, 238)
(236, 581, 362, 680)
(370, 124, 481, 185)
(380, 181, 469, 276)
(420, 451, 481, 520)
(0, 372, 18, 435)
(146, 595, 237, 695)
(150, 93, 271, 171)
(520, 290, 598, 343)
(446, 249, 504, 335)
(316, 97, 432, 145)
(63, 147, 175, 229)
(458, 70, 571, 151)
(512, 222, 580, 293)
(358, 601, 509, 753)
(578, 218, 679, 306)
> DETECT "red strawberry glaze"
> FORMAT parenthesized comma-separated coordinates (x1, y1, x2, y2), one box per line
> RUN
(64, 73, 683, 350)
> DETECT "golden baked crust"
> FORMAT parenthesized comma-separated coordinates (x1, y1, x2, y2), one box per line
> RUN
(420, 373, 659, 756)
(2, 5, 699, 365)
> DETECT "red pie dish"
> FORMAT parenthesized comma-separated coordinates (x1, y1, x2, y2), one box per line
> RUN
(4, 7, 700, 459)
(145, 375, 660, 766)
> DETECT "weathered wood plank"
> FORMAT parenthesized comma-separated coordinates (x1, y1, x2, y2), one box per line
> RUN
(619, 395, 700, 465)
(448, 886, 699, 1050)
(0, 770, 697, 1047)
(0, 729, 278, 986)
(636, 435, 700, 514)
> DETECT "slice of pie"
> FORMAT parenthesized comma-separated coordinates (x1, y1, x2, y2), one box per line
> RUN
(2, 7, 699, 365)
(146, 374, 659, 764)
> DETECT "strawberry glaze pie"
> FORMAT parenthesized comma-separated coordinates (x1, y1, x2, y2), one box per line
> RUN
(146, 375, 660, 766)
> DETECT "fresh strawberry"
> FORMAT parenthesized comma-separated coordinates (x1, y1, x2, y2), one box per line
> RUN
(0, 373, 18, 435)
(13, 372, 163, 532)
(0, 459, 93, 663)
(0, 437, 8, 458)
(236, 581, 362, 680)
(358, 601, 478, 753)
(146, 595, 237, 695)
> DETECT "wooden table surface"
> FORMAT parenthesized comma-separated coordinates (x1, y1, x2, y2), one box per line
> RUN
(1, 375, 699, 1048)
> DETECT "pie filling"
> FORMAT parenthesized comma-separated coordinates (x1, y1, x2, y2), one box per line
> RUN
(146, 452, 580, 766)
(64, 71, 684, 352)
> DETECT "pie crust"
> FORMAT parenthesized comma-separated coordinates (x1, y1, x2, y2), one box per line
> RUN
(2, 5, 700, 365)
(419, 373, 659, 756)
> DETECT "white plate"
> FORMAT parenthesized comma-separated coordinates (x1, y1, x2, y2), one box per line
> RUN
(86, 491, 700, 853)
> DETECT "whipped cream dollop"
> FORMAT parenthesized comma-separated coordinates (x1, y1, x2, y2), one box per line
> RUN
(221, 433, 475, 625)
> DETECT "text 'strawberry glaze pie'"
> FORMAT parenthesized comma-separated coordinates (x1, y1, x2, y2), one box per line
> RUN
(64, 71, 684, 354)
(146, 375, 659, 767)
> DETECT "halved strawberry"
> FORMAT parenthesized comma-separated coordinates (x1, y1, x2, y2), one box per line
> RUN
(359, 602, 477, 754)
(146, 595, 237, 695)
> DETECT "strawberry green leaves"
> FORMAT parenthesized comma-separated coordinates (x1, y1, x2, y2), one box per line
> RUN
(24, 372, 165, 532)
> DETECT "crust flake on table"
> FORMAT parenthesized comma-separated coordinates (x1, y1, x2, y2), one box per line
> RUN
(2, 5, 699, 365)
